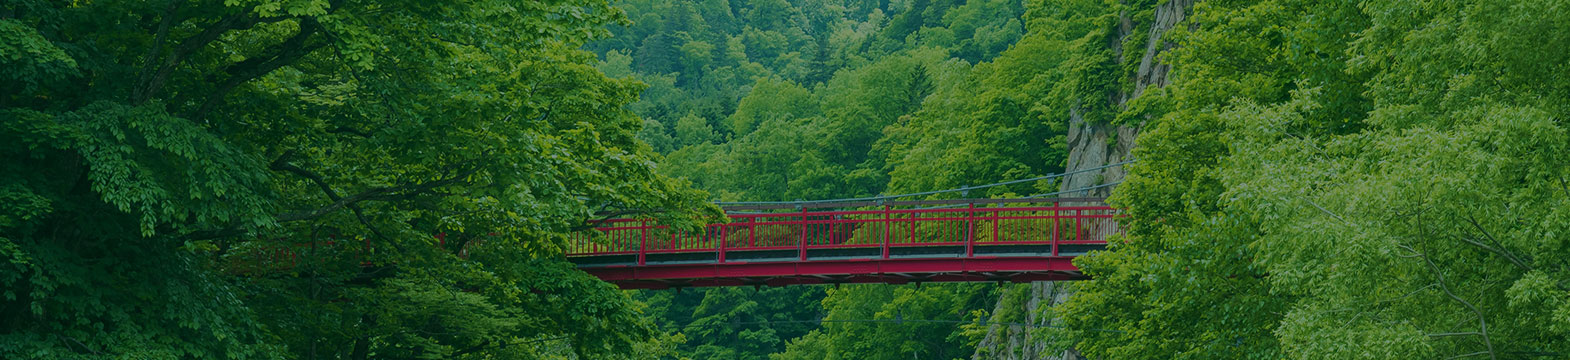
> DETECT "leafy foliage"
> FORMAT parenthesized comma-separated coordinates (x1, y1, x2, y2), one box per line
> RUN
(772, 284, 996, 360)
(1, 0, 715, 358)
(588, 0, 1075, 358)
(1064, 0, 1570, 358)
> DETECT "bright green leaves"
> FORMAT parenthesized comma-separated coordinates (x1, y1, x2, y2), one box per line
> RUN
(1506, 271, 1570, 337)
(1, 236, 281, 359)
(0, 19, 77, 98)
(0, 101, 278, 358)
(2, 0, 711, 358)
(1065, 214, 1286, 360)
(0, 185, 51, 230)
(316, 12, 381, 71)
(3, 101, 272, 238)
(1277, 312, 1435, 359)
(1356, 0, 1570, 117)
(478, 255, 665, 357)
(772, 284, 995, 360)
(232, 0, 331, 17)
(1070, 0, 1570, 358)
(671, 287, 820, 359)
(726, 77, 817, 136)
(1218, 97, 1570, 358)
(60, 101, 273, 236)
(674, 112, 718, 147)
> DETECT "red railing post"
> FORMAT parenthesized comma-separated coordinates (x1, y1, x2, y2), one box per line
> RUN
(882, 205, 892, 259)
(1074, 208, 1083, 243)
(638, 219, 648, 266)
(992, 208, 1000, 244)
(748, 217, 756, 248)
(965, 202, 976, 257)
(718, 224, 727, 263)
(827, 214, 837, 246)
(1051, 202, 1060, 257)
(909, 208, 918, 244)
(799, 207, 809, 261)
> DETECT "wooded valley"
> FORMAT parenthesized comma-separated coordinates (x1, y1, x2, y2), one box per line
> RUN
(3, 0, 1567, 359)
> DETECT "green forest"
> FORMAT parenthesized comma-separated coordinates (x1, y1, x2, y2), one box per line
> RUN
(3, 0, 1568, 359)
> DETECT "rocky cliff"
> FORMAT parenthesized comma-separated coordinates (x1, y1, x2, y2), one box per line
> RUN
(970, 1, 1190, 358)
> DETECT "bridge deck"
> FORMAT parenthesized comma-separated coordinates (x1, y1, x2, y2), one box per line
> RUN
(568, 199, 1118, 289)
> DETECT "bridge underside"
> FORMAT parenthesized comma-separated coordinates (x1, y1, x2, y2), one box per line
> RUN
(572, 244, 1098, 289)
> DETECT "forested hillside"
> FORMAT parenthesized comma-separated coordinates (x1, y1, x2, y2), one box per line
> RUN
(594, 0, 1066, 201)
(3, 0, 1567, 359)
(595, 0, 1570, 359)
(1065, 0, 1570, 358)
(584, 0, 1116, 358)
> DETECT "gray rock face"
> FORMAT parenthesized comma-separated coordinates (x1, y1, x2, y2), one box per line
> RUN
(1060, 0, 1189, 201)
(970, 1, 1190, 359)
(971, 281, 1086, 360)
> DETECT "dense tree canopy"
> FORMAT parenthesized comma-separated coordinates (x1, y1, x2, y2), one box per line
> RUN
(5, 0, 1567, 358)
(2, 0, 716, 358)
(1063, 0, 1570, 359)
(602, 0, 1570, 359)
(585, 0, 1132, 358)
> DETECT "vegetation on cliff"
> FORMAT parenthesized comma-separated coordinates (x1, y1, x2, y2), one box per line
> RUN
(3, 0, 1566, 359)
(1065, 1, 1570, 358)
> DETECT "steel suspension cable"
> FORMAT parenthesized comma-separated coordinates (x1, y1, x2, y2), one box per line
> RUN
(713, 160, 1136, 205)
(901, 181, 1125, 210)
(671, 316, 1124, 333)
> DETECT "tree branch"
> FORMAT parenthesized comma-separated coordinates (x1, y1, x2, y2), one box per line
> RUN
(135, 11, 279, 103)
(175, 0, 348, 119)
(1458, 214, 1533, 271)
(1450, 234, 1532, 272)
(1427, 332, 1484, 338)
(187, 18, 327, 122)
(265, 153, 396, 247)
(1304, 198, 1347, 223)
(571, 207, 652, 232)
(273, 165, 481, 224)
(132, 0, 183, 102)
(330, 126, 374, 138)
(186, 153, 480, 242)
(269, 150, 338, 201)
(1557, 174, 1569, 199)
(1401, 239, 1497, 360)
(1445, 351, 1492, 360)
(57, 335, 104, 356)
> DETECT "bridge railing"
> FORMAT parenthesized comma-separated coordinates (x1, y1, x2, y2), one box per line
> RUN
(566, 198, 1118, 264)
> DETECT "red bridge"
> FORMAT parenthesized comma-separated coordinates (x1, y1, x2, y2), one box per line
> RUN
(567, 198, 1118, 289)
